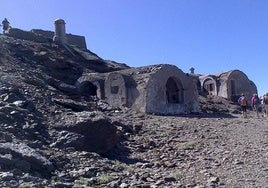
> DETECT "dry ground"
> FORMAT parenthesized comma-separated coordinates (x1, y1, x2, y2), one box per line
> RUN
(113, 111, 268, 187)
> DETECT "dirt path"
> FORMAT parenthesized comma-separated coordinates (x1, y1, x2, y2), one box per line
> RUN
(121, 111, 268, 187)
(212, 114, 268, 187)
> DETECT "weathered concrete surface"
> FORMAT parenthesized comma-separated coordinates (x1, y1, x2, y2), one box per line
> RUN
(105, 72, 128, 108)
(217, 70, 257, 101)
(145, 64, 199, 114)
(104, 65, 199, 114)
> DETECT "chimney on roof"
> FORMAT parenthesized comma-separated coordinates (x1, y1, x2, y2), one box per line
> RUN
(53, 18, 67, 44)
(190, 67, 195, 74)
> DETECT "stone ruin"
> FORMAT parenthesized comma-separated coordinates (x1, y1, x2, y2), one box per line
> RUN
(2, 18, 259, 114)
(199, 70, 257, 102)
(4, 18, 87, 49)
(78, 64, 200, 114)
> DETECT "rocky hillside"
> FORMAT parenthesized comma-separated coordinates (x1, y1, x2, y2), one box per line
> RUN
(0, 34, 267, 187)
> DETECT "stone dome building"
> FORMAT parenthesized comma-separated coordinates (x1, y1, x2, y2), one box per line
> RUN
(77, 64, 200, 114)
(199, 75, 218, 96)
(104, 64, 199, 114)
(199, 70, 257, 102)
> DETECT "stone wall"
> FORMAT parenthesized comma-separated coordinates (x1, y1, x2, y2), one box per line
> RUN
(66, 34, 87, 49)
(6, 28, 50, 43)
(32, 29, 87, 49)
(104, 72, 128, 108)
(6, 28, 87, 49)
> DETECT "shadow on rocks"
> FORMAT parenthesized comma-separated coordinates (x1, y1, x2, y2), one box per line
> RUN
(101, 119, 148, 164)
(101, 142, 149, 165)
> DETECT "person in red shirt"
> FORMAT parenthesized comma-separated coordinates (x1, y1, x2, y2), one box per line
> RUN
(238, 93, 248, 118)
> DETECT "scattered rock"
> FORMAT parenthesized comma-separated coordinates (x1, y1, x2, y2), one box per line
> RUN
(52, 111, 119, 154)
(0, 143, 54, 175)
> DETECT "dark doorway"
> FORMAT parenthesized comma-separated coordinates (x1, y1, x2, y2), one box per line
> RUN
(230, 80, 239, 102)
(80, 81, 97, 101)
(230, 80, 236, 95)
(166, 77, 183, 104)
(203, 79, 215, 96)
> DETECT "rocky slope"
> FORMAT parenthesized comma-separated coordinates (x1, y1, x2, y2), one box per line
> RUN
(0, 34, 267, 188)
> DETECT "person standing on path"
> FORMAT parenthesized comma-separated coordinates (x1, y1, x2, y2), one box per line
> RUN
(262, 93, 268, 117)
(251, 93, 260, 118)
(238, 93, 248, 118)
(1, 18, 10, 34)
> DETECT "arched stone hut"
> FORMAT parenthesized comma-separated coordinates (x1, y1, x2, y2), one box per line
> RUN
(199, 70, 257, 102)
(216, 70, 257, 101)
(199, 75, 218, 96)
(104, 64, 199, 114)
(76, 74, 105, 101)
(104, 72, 129, 108)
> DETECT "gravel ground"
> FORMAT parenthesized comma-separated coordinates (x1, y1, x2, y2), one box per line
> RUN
(112, 111, 268, 187)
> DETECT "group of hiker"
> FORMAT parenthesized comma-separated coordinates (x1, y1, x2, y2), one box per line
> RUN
(238, 92, 268, 118)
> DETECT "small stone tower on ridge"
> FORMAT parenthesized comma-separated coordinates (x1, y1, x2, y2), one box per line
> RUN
(190, 67, 195, 74)
(53, 18, 67, 44)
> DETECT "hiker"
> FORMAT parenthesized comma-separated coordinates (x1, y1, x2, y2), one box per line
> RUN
(251, 93, 261, 118)
(1, 18, 10, 34)
(263, 93, 268, 117)
(238, 93, 248, 118)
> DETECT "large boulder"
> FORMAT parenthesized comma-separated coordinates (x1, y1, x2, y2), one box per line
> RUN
(51, 111, 119, 154)
(0, 143, 54, 176)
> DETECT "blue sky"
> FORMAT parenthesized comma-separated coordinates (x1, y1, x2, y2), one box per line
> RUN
(1, 0, 267, 95)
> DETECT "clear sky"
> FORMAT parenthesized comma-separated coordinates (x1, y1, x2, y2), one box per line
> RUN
(1, 0, 267, 96)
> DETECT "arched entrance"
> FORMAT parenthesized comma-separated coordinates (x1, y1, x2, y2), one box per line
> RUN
(230, 79, 239, 101)
(80, 81, 97, 101)
(203, 78, 216, 96)
(166, 77, 183, 104)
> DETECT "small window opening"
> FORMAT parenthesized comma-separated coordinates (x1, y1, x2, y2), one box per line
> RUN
(111, 86, 119, 94)
(209, 83, 214, 91)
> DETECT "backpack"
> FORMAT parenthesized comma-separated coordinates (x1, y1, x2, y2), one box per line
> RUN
(240, 97, 247, 106)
